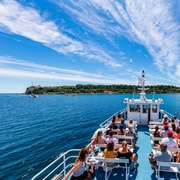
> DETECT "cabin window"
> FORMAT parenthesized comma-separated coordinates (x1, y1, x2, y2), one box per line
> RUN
(152, 104, 157, 113)
(143, 105, 149, 113)
(129, 104, 140, 112)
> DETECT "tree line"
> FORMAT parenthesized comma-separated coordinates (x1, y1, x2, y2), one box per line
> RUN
(25, 84, 180, 94)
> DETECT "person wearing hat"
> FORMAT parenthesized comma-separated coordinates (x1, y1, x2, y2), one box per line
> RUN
(161, 130, 178, 148)
(162, 114, 169, 125)
(93, 147, 103, 157)
(88, 146, 103, 179)
(89, 147, 102, 163)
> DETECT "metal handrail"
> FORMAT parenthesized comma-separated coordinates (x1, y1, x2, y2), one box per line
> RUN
(32, 149, 81, 180)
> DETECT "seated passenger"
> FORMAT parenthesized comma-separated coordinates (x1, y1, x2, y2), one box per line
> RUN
(161, 131, 178, 148)
(126, 126, 138, 146)
(89, 147, 103, 171)
(161, 124, 169, 138)
(162, 114, 169, 125)
(110, 116, 118, 129)
(172, 116, 179, 127)
(171, 123, 177, 132)
(103, 142, 117, 166)
(91, 130, 106, 151)
(149, 143, 172, 170)
(106, 124, 118, 135)
(153, 125, 162, 146)
(106, 131, 118, 144)
(117, 141, 139, 168)
(118, 119, 126, 130)
(64, 147, 94, 180)
(119, 125, 126, 135)
(116, 114, 124, 123)
(176, 150, 180, 162)
(92, 130, 107, 145)
(127, 119, 137, 132)
(173, 127, 180, 147)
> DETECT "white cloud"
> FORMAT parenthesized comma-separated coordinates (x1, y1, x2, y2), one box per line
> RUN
(125, 0, 180, 71)
(0, 56, 121, 84)
(56, 0, 180, 75)
(0, 0, 179, 85)
(0, 0, 121, 68)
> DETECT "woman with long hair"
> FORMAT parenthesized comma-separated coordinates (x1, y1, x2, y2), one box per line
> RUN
(103, 142, 116, 166)
(117, 141, 139, 168)
(64, 147, 93, 180)
(93, 130, 106, 144)
(153, 125, 162, 146)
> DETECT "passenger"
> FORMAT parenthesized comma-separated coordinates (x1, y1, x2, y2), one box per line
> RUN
(117, 114, 124, 122)
(171, 123, 176, 132)
(176, 151, 180, 162)
(88, 147, 103, 177)
(106, 131, 118, 144)
(172, 116, 179, 127)
(119, 125, 126, 135)
(92, 130, 106, 145)
(93, 147, 103, 157)
(162, 114, 169, 125)
(117, 140, 139, 168)
(170, 119, 177, 132)
(103, 142, 117, 166)
(106, 125, 114, 135)
(126, 126, 138, 146)
(161, 131, 178, 148)
(110, 116, 118, 129)
(173, 127, 180, 147)
(161, 124, 169, 138)
(149, 143, 172, 170)
(153, 125, 162, 146)
(119, 119, 126, 130)
(127, 119, 137, 132)
(64, 147, 93, 180)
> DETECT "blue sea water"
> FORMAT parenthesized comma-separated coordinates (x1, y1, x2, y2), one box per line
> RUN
(0, 93, 180, 180)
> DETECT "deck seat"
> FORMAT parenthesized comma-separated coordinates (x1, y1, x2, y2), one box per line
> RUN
(109, 135, 135, 146)
(156, 161, 180, 180)
(95, 143, 133, 152)
(149, 121, 163, 125)
(94, 157, 130, 180)
(150, 136, 163, 150)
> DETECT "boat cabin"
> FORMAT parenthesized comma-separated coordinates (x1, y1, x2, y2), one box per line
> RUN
(124, 71, 163, 125)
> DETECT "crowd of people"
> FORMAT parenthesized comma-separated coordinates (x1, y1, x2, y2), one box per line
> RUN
(65, 115, 139, 180)
(149, 114, 180, 172)
(65, 114, 180, 179)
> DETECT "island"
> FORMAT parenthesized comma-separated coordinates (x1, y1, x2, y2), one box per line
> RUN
(25, 84, 180, 95)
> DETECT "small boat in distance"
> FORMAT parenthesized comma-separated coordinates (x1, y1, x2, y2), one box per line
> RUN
(32, 71, 180, 180)
(29, 93, 38, 98)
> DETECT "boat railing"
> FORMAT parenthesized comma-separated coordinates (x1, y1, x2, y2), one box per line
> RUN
(159, 109, 179, 125)
(31, 149, 81, 180)
(99, 109, 126, 129)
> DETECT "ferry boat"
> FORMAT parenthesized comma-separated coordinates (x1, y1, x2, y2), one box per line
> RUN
(32, 71, 180, 180)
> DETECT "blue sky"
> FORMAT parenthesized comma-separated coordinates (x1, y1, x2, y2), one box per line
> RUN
(0, 0, 180, 93)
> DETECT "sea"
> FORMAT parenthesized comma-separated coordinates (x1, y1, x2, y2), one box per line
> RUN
(0, 93, 180, 180)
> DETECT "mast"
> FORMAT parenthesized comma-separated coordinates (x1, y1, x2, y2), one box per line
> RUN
(138, 70, 149, 100)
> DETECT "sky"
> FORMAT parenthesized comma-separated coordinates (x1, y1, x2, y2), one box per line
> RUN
(0, 0, 180, 93)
